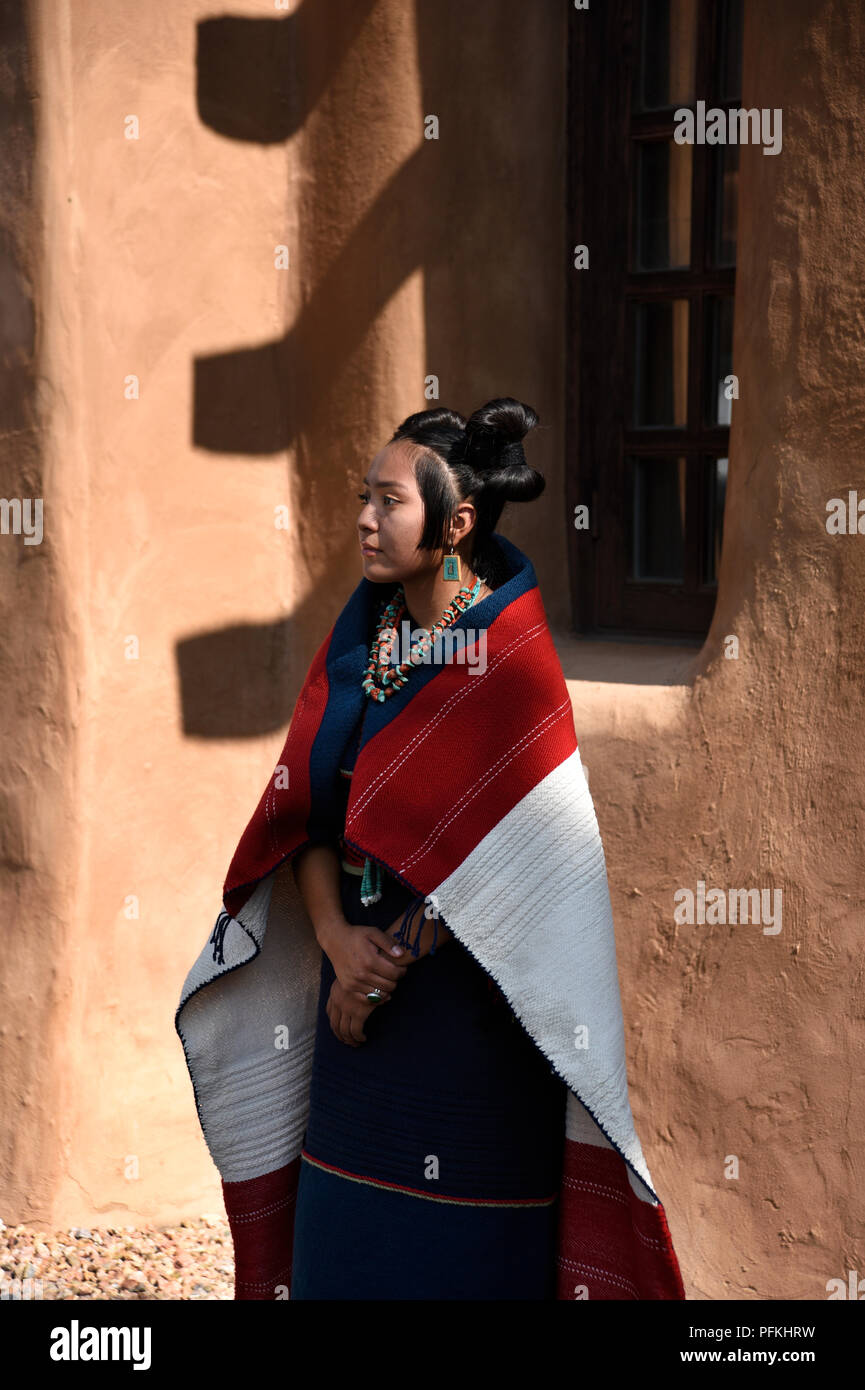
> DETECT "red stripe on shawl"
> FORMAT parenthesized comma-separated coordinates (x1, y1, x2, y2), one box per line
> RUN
(223, 630, 332, 918)
(222, 1160, 299, 1300)
(555, 1140, 686, 1300)
(346, 588, 577, 890)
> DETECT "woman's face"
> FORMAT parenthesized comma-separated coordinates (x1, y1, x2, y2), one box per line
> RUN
(357, 441, 437, 582)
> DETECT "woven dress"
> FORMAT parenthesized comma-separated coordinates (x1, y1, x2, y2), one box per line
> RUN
(289, 605, 568, 1300)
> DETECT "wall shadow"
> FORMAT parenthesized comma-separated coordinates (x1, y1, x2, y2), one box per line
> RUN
(182, 0, 556, 736)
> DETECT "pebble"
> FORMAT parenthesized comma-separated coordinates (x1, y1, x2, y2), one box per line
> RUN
(0, 1218, 234, 1300)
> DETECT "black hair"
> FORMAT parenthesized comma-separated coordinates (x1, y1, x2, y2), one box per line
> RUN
(386, 396, 544, 589)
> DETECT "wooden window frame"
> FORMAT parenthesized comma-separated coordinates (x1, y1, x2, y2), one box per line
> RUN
(567, 0, 741, 638)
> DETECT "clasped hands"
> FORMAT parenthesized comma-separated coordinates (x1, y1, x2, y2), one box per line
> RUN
(320, 909, 452, 1047)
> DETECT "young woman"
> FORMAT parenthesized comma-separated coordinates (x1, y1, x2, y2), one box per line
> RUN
(175, 396, 685, 1302)
(288, 397, 568, 1299)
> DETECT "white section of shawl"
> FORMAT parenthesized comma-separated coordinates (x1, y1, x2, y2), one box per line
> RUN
(176, 861, 321, 1183)
(426, 746, 660, 1206)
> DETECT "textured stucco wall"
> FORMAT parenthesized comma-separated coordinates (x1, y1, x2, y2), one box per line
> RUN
(1, 0, 861, 1305)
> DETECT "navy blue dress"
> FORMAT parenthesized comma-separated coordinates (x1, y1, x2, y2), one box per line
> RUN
(290, 609, 567, 1300)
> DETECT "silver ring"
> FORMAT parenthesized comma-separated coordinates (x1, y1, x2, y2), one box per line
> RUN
(366, 988, 384, 1002)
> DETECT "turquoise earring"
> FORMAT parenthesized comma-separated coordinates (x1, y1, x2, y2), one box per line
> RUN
(443, 542, 461, 582)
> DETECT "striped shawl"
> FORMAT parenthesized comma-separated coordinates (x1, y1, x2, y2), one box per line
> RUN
(175, 532, 685, 1300)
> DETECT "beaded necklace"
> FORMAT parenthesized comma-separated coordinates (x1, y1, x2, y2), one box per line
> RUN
(362, 575, 483, 703)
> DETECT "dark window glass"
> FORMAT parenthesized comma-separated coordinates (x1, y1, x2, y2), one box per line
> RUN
(633, 0, 698, 111)
(716, 0, 744, 101)
(632, 139, 693, 270)
(632, 300, 689, 427)
(628, 456, 687, 581)
(710, 141, 739, 266)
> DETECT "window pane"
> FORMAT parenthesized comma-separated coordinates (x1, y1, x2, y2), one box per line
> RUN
(710, 141, 739, 266)
(716, 0, 744, 101)
(633, 0, 698, 111)
(632, 299, 689, 427)
(628, 456, 686, 582)
(704, 296, 735, 426)
(703, 456, 728, 582)
(632, 139, 693, 270)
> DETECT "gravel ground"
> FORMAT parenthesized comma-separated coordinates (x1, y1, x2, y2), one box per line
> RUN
(0, 1214, 234, 1300)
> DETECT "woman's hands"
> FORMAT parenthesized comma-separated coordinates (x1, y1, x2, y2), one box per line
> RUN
(321, 908, 454, 1047)
(318, 918, 409, 1002)
(325, 978, 380, 1047)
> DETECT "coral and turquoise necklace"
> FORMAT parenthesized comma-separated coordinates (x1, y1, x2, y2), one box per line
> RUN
(362, 576, 482, 703)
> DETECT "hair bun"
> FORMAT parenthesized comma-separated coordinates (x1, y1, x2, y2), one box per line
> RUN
(460, 397, 544, 504)
(462, 398, 537, 467)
